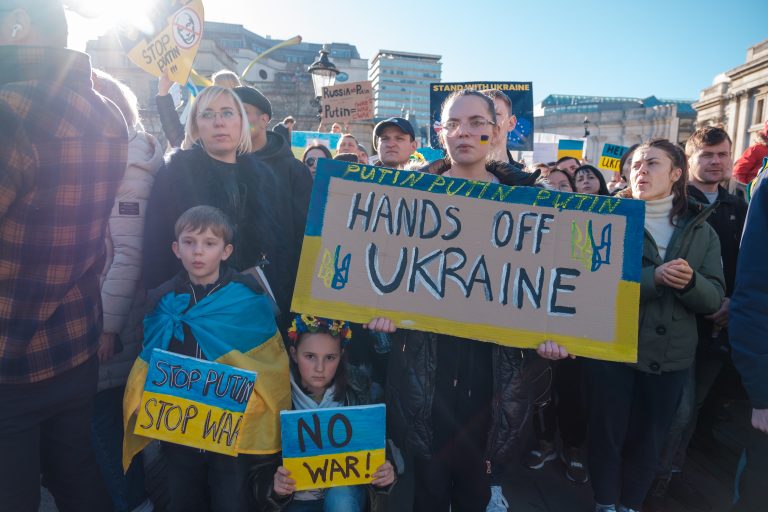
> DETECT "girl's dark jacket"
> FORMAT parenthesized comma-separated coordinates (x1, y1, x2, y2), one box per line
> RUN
(385, 160, 548, 468)
(143, 145, 294, 322)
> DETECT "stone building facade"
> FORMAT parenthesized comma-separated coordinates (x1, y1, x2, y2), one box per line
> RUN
(694, 38, 768, 156)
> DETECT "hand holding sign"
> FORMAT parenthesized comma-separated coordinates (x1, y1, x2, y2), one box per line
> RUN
(364, 317, 397, 333)
(273, 459, 394, 497)
(370, 460, 395, 487)
(273, 466, 296, 496)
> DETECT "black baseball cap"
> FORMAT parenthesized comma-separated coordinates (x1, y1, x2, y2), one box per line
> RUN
(372, 117, 415, 151)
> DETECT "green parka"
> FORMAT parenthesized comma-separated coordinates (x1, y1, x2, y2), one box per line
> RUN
(636, 199, 725, 373)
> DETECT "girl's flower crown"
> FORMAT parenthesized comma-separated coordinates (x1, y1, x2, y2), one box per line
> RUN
(288, 314, 352, 346)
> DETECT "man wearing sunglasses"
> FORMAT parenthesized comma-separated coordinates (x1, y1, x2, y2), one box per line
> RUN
(0, 1, 127, 510)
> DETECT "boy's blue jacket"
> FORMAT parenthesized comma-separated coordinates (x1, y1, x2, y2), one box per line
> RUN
(122, 271, 290, 470)
(731, 166, 768, 409)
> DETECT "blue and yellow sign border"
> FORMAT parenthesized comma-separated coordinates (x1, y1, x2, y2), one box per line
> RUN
(292, 159, 643, 362)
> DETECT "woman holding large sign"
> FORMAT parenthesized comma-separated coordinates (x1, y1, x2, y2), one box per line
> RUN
(544, 139, 725, 512)
(372, 89, 546, 512)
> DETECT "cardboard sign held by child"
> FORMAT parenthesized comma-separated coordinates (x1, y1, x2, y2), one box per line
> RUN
(134, 349, 257, 455)
(280, 404, 386, 490)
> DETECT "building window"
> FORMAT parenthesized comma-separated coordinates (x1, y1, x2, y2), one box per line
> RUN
(756, 99, 765, 125)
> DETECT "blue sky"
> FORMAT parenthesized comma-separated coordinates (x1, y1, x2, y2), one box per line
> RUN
(67, 0, 766, 103)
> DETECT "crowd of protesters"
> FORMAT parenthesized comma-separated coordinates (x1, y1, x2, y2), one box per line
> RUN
(2, 3, 768, 512)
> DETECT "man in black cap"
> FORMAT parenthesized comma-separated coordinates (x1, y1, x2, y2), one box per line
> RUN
(373, 117, 418, 169)
(233, 86, 312, 325)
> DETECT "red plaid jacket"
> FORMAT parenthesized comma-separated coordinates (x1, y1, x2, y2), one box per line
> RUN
(0, 46, 128, 384)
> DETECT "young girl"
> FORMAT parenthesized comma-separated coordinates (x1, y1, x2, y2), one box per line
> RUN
(269, 315, 395, 511)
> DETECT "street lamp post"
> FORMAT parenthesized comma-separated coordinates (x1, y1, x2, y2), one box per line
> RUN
(307, 44, 339, 121)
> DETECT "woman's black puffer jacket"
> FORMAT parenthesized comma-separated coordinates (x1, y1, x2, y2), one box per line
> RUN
(386, 160, 549, 467)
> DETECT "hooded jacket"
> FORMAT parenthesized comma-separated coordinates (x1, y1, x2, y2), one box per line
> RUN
(386, 160, 546, 467)
(252, 131, 313, 299)
(97, 128, 164, 391)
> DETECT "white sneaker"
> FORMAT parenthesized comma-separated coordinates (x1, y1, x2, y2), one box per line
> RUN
(486, 485, 509, 512)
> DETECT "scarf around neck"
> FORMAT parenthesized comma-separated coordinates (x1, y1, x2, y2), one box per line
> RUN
(290, 372, 343, 410)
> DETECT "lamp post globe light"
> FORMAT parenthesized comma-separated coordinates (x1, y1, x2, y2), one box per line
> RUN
(308, 44, 339, 117)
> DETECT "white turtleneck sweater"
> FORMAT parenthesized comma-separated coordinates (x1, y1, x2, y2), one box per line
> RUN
(644, 194, 675, 260)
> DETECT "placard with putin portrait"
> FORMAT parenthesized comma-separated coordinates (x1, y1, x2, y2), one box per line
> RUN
(429, 82, 534, 151)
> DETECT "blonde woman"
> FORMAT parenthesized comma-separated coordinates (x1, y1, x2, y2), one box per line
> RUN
(143, 86, 290, 316)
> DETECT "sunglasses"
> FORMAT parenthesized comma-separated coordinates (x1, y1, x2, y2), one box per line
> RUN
(305, 157, 317, 167)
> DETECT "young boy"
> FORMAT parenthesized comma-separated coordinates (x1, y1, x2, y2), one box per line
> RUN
(122, 205, 291, 512)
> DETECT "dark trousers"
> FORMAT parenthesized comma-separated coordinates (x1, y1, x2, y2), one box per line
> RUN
(413, 447, 490, 512)
(164, 442, 253, 512)
(732, 426, 768, 511)
(584, 360, 687, 509)
(0, 356, 113, 512)
(533, 357, 587, 448)
(92, 386, 148, 512)
(657, 357, 728, 481)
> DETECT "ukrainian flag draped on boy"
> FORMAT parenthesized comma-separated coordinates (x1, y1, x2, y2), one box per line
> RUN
(122, 279, 290, 471)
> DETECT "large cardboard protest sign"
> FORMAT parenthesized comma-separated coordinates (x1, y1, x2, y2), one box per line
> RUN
(291, 131, 342, 159)
(280, 404, 386, 491)
(557, 139, 584, 161)
(599, 144, 629, 173)
(117, 0, 204, 84)
(292, 159, 644, 362)
(321, 81, 373, 123)
(134, 349, 257, 455)
(429, 82, 534, 151)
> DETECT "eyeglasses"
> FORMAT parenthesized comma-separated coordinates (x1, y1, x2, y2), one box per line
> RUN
(305, 157, 317, 167)
(441, 118, 495, 136)
(198, 110, 237, 121)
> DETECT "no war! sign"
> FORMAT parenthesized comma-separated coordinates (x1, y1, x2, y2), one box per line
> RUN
(280, 404, 386, 490)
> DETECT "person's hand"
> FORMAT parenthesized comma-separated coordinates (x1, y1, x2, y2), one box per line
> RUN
(704, 297, 730, 328)
(273, 466, 296, 496)
(365, 317, 396, 333)
(653, 258, 693, 290)
(752, 408, 768, 434)
(97, 332, 117, 363)
(537, 340, 574, 360)
(372, 460, 395, 487)
(158, 71, 174, 96)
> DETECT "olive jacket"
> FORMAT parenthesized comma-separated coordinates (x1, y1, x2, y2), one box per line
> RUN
(636, 199, 725, 373)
